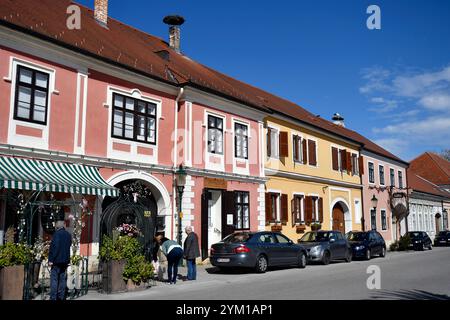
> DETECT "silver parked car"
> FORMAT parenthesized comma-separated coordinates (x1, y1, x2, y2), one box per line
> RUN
(298, 230, 352, 265)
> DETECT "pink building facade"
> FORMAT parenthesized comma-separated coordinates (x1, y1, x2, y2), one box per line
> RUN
(361, 150, 409, 244)
(0, 23, 266, 260)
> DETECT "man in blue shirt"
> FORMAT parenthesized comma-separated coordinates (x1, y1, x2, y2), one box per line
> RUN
(48, 214, 72, 301)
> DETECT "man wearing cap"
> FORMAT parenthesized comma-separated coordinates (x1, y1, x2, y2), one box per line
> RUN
(48, 210, 72, 300)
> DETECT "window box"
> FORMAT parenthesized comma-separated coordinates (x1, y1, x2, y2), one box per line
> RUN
(271, 225, 283, 232)
(296, 224, 306, 234)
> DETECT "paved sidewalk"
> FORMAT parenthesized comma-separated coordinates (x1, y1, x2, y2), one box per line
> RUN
(80, 264, 217, 300)
(79, 248, 450, 300)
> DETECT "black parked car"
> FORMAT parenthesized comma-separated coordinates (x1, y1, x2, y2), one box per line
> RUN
(434, 231, 450, 246)
(298, 231, 352, 265)
(346, 230, 386, 260)
(407, 231, 433, 251)
(210, 231, 308, 273)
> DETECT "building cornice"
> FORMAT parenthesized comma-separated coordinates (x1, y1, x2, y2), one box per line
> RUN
(265, 168, 362, 189)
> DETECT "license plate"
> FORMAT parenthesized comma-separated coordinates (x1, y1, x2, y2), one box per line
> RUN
(440, 241, 446, 243)
(217, 258, 230, 263)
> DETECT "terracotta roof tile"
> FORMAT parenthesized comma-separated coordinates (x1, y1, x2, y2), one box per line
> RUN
(410, 152, 450, 185)
(408, 168, 450, 198)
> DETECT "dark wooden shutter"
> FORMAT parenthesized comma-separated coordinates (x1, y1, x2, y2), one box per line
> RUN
(291, 198, 296, 226)
(305, 196, 313, 224)
(359, 155, 365, 175)
(346, 151, 352, 173)
(279, 131, 289, 158)
(222, 191, 236, 238)
(302, 139, 307, 164)
(280, 194, 288, 224)
(340, 149, 347, 171)
(332, 147, 339, 170)
(265, 193, 272, 224)
(266, 128, 272, 158)
(318, 198, 324, 223)
(308, 140, 317, 166)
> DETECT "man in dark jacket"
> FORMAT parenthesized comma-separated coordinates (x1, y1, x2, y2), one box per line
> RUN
(183, 226, 200, 280)
(48, 217, 72, 300)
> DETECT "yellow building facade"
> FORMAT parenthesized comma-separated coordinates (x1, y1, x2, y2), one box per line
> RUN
(264, 116, 364, 241)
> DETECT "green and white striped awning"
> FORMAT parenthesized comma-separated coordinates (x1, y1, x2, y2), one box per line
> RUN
(0, 156, 118, 197)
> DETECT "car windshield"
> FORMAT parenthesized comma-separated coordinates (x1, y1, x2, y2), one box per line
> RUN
(347, 232, 368, 241)
(299, 232, 331, 242)
(408, 232, 422, 239)
(223, 233, 252, 243)
(438, 231, 448, 236)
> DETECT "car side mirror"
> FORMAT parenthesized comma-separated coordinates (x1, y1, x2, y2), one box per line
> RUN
(288, 240, 293, 244)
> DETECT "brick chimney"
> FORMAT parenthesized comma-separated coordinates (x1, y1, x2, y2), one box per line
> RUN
(332, 113, 345, 127)
(94, 0, 108, 26)
(163, 15, 185, 53)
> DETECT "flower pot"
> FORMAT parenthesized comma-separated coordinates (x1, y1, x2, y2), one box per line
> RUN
(126, 279, 147, 292)
(296, 225, 306, 234)
(102, 260, 126, 294)
(0, 265, 25, 300)
(67, 264, 82, 290)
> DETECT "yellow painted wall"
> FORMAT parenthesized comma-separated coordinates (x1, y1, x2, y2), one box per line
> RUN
(265, 116, 361, 185)
(264, 116, 363, 240)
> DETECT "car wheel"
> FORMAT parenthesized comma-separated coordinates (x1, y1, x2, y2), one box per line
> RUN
(421, 243, 425, 251)
(380, 247, 386, 258)
(365, 249, 371, 260)
(255, 255, 268, 273)
(345, 250, 352, 263)
(428, 244, 433, 250)
(298, 252, 307, 269)
(322, 251, 331, 265)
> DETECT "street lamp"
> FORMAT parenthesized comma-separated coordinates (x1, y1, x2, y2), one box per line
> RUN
(371, 194, 378, 209)
(175, 164, 187, 245)
(370, 195, 378, 231)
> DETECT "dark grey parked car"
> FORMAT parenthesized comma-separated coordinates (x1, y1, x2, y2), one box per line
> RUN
(210, 231, 308, 273)
(298, 231, 352, 265)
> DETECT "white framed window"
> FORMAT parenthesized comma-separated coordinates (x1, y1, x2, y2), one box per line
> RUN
(207, 115, 224, 154)
(368, 162, 375, 184)
(379, 165, 385, 186)
(354, 199, 362, 224)
(267, 127, 279, 159)
(234, 122, 248, 159)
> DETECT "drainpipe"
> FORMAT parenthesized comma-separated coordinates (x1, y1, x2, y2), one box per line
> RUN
(172, 87, 184, 240)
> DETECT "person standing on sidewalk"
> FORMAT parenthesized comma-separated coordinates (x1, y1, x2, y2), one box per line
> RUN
(183, 226, 200, 280)
(48, 217, 72, 300)
(156, 235, 183, 284)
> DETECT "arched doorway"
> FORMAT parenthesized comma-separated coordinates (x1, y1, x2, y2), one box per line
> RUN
(332, 203, 345, 233)
(100, 180, 158, 259)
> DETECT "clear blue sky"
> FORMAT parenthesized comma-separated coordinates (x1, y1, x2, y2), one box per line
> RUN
(77, 0, 450, 161)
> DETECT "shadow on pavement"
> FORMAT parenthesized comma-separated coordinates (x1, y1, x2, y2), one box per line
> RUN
(371, 289, 450, 300)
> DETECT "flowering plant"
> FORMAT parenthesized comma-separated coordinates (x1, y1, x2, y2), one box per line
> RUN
(115, 223, 141, 238)
(31, 237, 51, 262)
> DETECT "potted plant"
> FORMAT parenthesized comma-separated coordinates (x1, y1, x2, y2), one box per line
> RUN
(67, 254, 83, 294)
(310, 222, 322, 231)
(99, 223, 153, 293)
(0, 241, 32, 300)
(30, 237, 50, 291)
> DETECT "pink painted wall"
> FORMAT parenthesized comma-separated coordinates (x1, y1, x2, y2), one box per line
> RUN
(85, 70, 176, 165)
(362, 155, 407, 243)
(190, 101, 261, 176)
(0, 46, 77, 151)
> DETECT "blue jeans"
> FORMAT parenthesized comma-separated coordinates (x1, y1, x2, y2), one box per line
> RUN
(50, 264, 67, 300)
(186, 259, 197, 280)
(167, 248, 183, 284)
